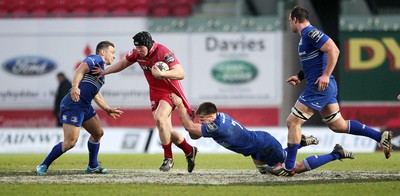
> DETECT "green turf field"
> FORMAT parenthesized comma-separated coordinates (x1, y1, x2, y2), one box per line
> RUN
(0, 152, 399, 195)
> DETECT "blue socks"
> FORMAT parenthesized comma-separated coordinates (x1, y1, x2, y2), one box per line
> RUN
(284, 143, 300, 170)
(88, 140, 100, 168)
(303, 150, 342, 170)
(348, 120, 381, 142)
(41, 140, 100, 168)
(41, 142, 64, 167)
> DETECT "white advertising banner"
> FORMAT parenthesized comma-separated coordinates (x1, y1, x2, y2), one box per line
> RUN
(0, 128, 150, 154)
(189, 32, 283, 106)
(0, 18, 149, 109)
(0, 21, 283, 110)
(0, 126, 377, 154)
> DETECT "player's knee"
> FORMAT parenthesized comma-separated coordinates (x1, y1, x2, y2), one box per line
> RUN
(62, 140, 77, 151)
(91, 129, 104, 140)
(327, 120, 348, 133)
(154, 118, 169, 130)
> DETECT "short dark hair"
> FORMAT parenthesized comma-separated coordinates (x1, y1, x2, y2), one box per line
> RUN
(290, 5, 309, 23)
(57, 72, 65, 78)
(96, 41, 114, 55)
(196, 102, 218, 116)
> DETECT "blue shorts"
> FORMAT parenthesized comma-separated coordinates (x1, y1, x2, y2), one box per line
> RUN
(298, 77, 338, 111)
(251, 132, 286, 166)
(59, 105, 96, 127)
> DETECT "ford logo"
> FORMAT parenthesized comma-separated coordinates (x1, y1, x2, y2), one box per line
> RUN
(2, 56, 57, 76)
(212, 60, 258, 84)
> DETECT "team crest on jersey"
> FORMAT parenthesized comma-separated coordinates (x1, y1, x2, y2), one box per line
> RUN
(308, 29, 323, 42)
(164, 54, 175, 63)
(206, 123, 218, 132)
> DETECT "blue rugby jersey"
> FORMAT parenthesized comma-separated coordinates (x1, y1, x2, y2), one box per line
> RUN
(62, 54, 105, 108)
(201, 112, 277, 156)
(298, 25, 330, 85)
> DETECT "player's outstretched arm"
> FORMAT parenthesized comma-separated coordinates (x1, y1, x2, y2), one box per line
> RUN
(93, 92, 123, 119)
(92, 58, 132, 77)
(170, 93, 202, 139)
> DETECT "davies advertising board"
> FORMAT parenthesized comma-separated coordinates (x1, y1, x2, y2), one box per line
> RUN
(189, 33, 283, 107)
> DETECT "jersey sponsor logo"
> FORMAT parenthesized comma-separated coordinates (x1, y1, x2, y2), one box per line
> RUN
(164, 54, 175, 63)
(71, 116, 78, 123)
(311, 102, 321, 108)
(308, 29, 324, 42)
(140, 65, 151, 71)
(206, 123, 218, 132)
(2, 56, 56, 76)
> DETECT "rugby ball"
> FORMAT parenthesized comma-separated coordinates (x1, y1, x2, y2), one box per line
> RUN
(154, 61, 169, 71)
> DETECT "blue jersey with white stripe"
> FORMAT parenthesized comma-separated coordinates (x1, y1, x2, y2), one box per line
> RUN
(61, 54, 105, 109)
(201, 112, 280, 156)
(298, 25, 329, 85)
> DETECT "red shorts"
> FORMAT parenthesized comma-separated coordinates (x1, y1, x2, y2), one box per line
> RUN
(150, 93, 175, 111)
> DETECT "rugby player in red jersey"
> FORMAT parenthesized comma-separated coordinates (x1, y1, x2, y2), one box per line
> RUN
(93, 31, 197, 173)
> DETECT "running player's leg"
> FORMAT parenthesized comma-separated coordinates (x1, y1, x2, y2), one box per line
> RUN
(171, 130, 197, 172)
(284, 101, 314, 171)
(82, 114, 104, 169)
(154, 100, 175, 171)
(295, 144, 355, 174)
(321, 103, 392, 158)
(171, 130, 194, 156)
(37, 123, 80, 174)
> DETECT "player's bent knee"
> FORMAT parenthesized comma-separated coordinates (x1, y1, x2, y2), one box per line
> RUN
(291, 107, 310, 121)
(62, 141, 76, 151)
(322, 110, 341, 124)
(91, 132, 104, 141)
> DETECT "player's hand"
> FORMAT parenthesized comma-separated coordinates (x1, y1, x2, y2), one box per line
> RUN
(92, 64, 105, 78)
(70, 86, 80, 102)
(286, 75, 301, 86)
(397, 94, 400, 101)
(105, 107, 123, 119)
(315, 75, 329, 91)
(169, 93, 183, 107)
(151, 65, 163, 79)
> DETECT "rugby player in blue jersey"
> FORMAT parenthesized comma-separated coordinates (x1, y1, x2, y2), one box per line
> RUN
(36, 41, 123, 175)
(169, 93, 355, 175)
(268, 6, 392, 176)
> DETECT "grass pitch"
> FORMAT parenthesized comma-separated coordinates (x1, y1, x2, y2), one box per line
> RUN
(0, 152, 399, 195)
